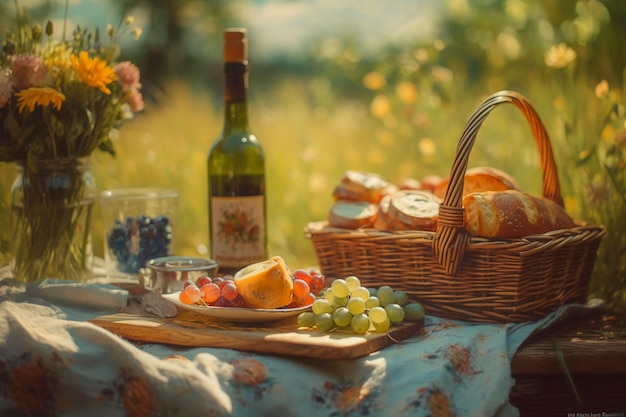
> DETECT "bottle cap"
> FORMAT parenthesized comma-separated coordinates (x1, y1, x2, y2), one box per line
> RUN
(224, 28, 247, 63)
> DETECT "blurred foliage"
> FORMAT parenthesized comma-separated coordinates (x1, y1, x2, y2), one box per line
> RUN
(1, 0, 624, 314)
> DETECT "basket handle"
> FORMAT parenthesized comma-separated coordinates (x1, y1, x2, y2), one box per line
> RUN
(432, 90, 563, 275)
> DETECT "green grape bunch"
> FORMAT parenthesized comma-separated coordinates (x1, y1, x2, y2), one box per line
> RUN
(296, 276, 425, 334)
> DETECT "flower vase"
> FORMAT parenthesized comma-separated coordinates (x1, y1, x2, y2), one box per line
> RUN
(10, 157, 96, 282)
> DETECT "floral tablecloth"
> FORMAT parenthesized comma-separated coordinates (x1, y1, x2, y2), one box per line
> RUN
(0, 275, 602, 417)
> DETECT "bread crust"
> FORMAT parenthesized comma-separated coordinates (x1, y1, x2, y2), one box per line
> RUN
(333, 170, 397, 203)
(434, 167, 520, 199)
(463, 190, 576, 238)
(373, 194, 394, 230)
(397, 178, 422, 191)
(418, 175, 443, 193)
(387, 190, 440, 231)
(328, 200, 378, 229)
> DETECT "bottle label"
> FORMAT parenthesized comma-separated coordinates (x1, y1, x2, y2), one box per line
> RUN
(211, 195, 266, 268)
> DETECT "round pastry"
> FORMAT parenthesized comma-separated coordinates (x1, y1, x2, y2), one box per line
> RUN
(333, 170, 397, 204)
(328, 200, 378, 229)
(387, 190, 440, 231)
(396, 178, 422, 191)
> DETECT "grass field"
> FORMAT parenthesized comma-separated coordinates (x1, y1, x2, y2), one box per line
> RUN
(0, 65, 623, 311)
(87, 80, 550, 270)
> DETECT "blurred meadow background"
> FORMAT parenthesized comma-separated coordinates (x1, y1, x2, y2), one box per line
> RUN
(1, 0, 625, 313)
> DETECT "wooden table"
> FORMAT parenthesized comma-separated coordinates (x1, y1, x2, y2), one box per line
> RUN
(510, 313, 626, 416)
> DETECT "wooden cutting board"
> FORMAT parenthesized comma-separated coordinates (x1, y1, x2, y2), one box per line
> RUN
(90, 309, 424, 360)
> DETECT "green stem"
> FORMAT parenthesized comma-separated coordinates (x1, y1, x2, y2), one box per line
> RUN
(43, 111, 58, 158)
(62, 0, 69, 43)
(552, 341, 581, 404)
(11, 158, 94, 281)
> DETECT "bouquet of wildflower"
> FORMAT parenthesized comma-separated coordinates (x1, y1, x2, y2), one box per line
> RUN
(0, 2, 144, 281)
(0, 6, 143, 162)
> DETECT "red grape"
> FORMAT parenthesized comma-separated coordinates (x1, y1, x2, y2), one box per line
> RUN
(213, 297, 230, 307)
(296, 292, 316, 307)
(195, 276, 212, 287)
(182, 284, 201, 303)
(293, 269, 313, 285)
(309, 275, 325, 294)
(179, 290, 194, 305)
(229, 295, 248, 308)
(222, 282, 239, 301)
(200, 282, 221, 303)
(293, 278, 310, 299)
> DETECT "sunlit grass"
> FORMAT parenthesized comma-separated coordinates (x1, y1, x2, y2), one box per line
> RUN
(88, 79, 553, 270)
(0, 79, 576, 269)
(0, 75, 623, 313)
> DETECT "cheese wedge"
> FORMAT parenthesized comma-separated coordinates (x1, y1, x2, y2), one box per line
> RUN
(234, 256, 294, 309)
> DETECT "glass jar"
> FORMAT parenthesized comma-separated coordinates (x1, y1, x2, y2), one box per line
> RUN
(10, 157, 96, 282)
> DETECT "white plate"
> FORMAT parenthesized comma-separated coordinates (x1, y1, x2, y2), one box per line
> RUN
(162, 292, 311, 323)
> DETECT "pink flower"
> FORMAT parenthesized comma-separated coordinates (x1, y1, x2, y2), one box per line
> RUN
(10, 54, 48, 90)
(128, 88, 144, 112)
(0, 69, 13, 108)
(115, 61, 141, 90)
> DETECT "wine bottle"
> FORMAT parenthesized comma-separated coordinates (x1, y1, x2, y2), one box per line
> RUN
(207, 28, 267, 275)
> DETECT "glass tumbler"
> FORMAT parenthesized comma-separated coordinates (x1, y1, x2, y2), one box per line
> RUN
(100, 188, 178, 280)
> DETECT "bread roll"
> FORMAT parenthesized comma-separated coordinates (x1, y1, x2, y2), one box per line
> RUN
(328, 200, 378, 229)
(373, 194, 394, 231)
(333, 170, 397, 203)
(397, 178, 422, 191)
(463, 190, 576, 238)
(387, 190, 440, 231)
(434, 167, 520, 199)
(418, 175, 443, 193)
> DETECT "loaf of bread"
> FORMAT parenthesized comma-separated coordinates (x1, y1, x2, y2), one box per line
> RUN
(328, 200, 378, 229)
(463, 190, 576, 238)
(387, 190, 440, 231)
(333, 170, 397, 204)
(434, 167, 520, 199)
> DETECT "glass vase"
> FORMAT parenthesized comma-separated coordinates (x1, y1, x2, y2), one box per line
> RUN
(10, 157, 96, 282)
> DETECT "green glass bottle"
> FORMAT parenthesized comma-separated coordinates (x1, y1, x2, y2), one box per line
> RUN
(207, 28, 267, 275)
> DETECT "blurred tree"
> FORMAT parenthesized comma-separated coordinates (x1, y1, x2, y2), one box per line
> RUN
(112, 0, 234, 91)
(0, 0, 230, 89)
(437, 0, 625, 88)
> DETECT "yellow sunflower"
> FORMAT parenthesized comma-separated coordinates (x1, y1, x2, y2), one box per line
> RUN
(70, 51, 116, 94)
(15, 87, 66, 113)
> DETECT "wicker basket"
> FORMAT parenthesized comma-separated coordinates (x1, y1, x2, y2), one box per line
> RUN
(305, 90, 606, 323)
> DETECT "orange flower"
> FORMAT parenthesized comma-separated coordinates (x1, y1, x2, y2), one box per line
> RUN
(15, 87, 66, 112)
(9, 360, 51, 414)
(122, 376, 154, 417)
(70, 51, 116, 94)
(428, 390, 453, 417)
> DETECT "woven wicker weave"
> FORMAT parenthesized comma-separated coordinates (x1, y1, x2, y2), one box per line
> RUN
(306, 90, 606, 323)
